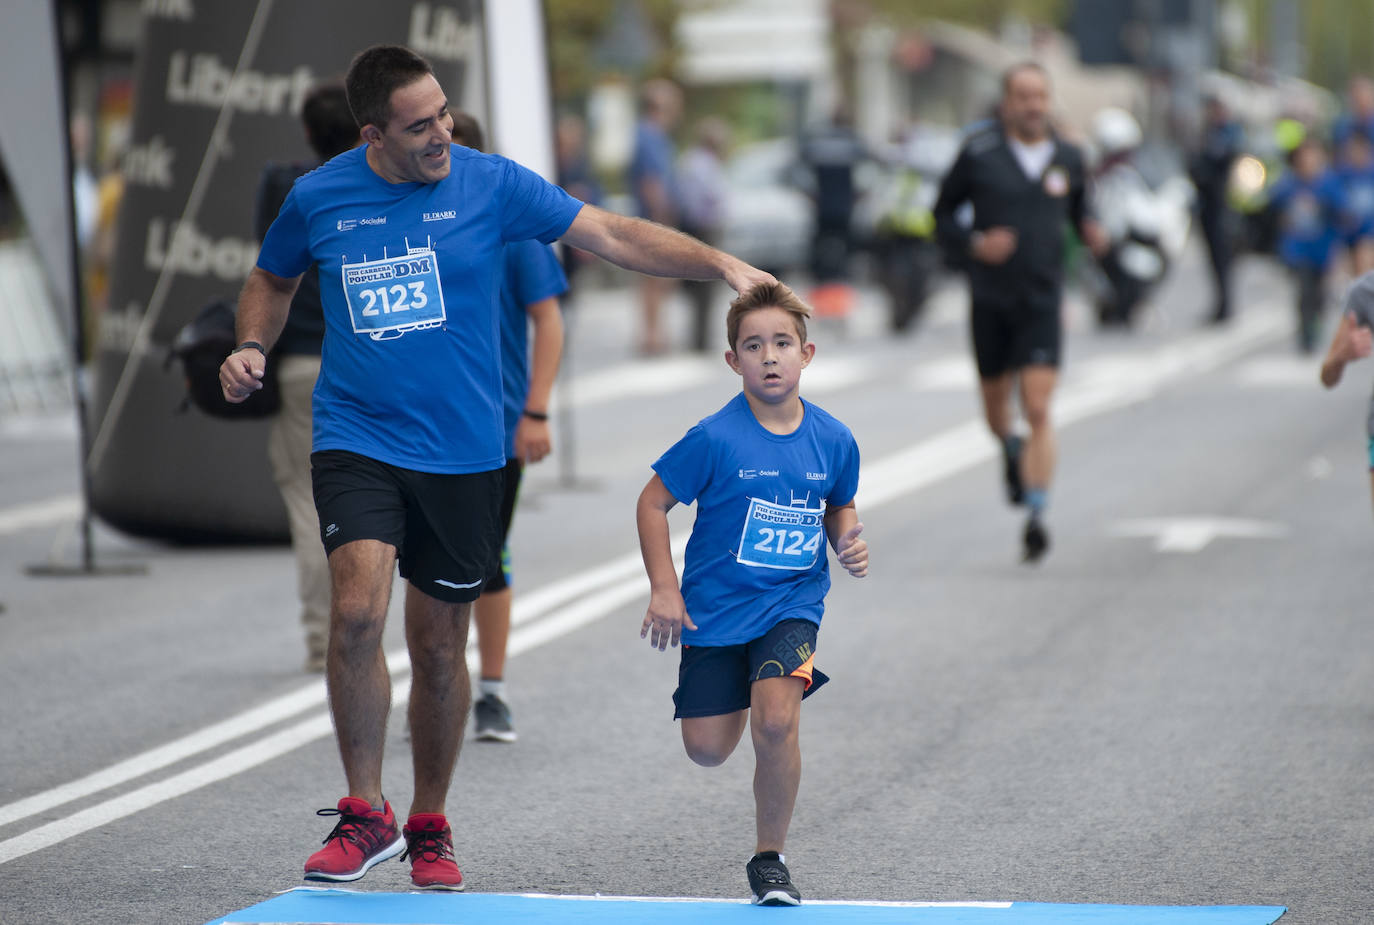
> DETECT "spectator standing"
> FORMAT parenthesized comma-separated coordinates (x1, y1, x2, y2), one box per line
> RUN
(253, 82, 360, 673)
(1189, 92, 1243, 325)
(449, 111, 568, 743)
(676, 116, 731, 351)
(627, 78, 684, 355)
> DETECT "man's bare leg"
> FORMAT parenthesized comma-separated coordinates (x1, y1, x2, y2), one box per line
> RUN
(1018, 365, 1058, 503)
(326, 540, 397, 807)
(404, 585, 473, 816)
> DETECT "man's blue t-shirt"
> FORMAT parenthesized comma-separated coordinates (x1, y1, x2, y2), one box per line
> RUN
(652, 394, 861, 646)
(257, 144, 583, 473)
(499, 240, 568, 461)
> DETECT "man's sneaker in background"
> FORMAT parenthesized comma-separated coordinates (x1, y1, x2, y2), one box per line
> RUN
(474, 692, 517, 742)
(402, 814, 465, 890)
(1022, 515, 1050, 563)
(303, 797, 403, 882)
(746, 851, 802, 906)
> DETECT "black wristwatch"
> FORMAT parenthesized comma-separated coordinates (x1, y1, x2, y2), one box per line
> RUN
(231, 341, 266, 356)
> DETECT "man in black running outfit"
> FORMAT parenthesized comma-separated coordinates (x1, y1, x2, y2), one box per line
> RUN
(933, 61, 1105, 562)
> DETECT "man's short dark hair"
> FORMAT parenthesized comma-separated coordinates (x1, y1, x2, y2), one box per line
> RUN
(1001, 60, 1049, 97)
(301, 83, 358, 161)
(449, 110, 486, 153)
(345, 45, 434, 131)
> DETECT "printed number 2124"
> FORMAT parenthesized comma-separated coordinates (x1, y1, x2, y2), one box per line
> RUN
(753, 528, 822, 557)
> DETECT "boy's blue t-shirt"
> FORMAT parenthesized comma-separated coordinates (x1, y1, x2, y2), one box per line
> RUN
(652, 393, 861, 646)
(499, 240, 568, 461)
(257, 144, 583, 473)
(1269, 170, 1342, 269)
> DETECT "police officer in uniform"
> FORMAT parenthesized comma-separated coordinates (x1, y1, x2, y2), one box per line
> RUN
(933, 61, 1106, 562)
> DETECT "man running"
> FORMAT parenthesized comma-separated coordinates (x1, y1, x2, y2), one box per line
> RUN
(933, 61, 1105, 562)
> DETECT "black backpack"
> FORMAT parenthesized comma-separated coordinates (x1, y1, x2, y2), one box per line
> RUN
(167, 298, 281, 419)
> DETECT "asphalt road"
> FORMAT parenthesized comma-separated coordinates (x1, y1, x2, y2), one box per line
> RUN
(1, 246, 1371, 924)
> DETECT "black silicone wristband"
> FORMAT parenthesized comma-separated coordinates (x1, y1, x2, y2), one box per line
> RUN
(522, 409, 549, 421)
(232, 341, 266, 356)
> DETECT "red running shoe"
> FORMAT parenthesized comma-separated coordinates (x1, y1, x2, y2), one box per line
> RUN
(303, 797, 404, 882)
(402, 814, 465, 890)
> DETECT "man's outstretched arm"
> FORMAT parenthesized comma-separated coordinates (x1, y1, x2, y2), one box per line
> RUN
(560, 204, 774, 294)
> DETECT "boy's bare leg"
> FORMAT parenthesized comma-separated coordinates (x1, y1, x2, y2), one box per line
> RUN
(750, 676, 805, 853)
(682, 711, 749, 768)
(404, 585, 473, 816)
(326, 540, 398, 808)
(474, 587, 511, 682)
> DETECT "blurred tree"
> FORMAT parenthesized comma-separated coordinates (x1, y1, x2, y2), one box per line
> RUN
(855, 0, 1068, 30)
(545, 0, 681, 107)
(1227, 1, 1374, 93)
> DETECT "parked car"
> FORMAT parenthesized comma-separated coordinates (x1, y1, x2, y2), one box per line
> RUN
(717, 138, 814, 277)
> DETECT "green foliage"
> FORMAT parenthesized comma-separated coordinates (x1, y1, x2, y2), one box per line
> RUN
(545, 0, 681, 106)
(857, 0, 1069, 29)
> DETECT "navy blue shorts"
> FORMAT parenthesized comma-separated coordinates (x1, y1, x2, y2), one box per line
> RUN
(672, 618, 830, 719)
(482, 457, 524, 593)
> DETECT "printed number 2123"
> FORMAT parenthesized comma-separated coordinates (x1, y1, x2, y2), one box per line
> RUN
(358, 281, 428, 316)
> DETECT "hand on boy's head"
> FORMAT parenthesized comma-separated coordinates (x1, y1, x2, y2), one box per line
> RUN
(723, 259, 776, 294)
(836, 522, 868, 578)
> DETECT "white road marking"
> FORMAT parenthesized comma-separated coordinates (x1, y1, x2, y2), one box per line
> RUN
(0, 494, 80, 536)
(907, 356, 976, 391)
(1109, 517, 1288, 553)
(0, 303, 1292, 864)
(1234, 354, 1323, 387)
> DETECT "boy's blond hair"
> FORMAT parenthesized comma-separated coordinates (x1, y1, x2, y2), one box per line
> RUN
(725, 282, 812, 350)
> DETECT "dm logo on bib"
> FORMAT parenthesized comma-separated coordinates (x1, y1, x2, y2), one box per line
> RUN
(341, 245, 447, 340)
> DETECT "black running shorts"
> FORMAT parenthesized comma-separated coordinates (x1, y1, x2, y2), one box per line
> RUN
(970, 302, 1061, 379)
(481, 457, 524, 594)
(672, 618, 830, 719)
(310, 449, 504, 603)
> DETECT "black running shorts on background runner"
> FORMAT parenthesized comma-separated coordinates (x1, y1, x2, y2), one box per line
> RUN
(672, 618, 831, 719)
(970, 302, 1062, 379)
(481, 457, 524, 594)
(311, 449, 504, 604)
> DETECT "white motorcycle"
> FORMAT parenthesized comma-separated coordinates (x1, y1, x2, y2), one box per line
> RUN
(1089, 108, 1195, 328)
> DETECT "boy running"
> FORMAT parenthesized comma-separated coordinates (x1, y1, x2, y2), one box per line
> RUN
(636, 282, 868, 906)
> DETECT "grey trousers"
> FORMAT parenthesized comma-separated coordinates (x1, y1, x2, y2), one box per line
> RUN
(267, 354, 330, 652)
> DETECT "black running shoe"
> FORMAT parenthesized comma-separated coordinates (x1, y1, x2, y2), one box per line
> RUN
(474, 693, 517, 743)
(1002, 435, 1025, 506)
(746, 851, 801, 906)
(1022, 516, 1050, 564)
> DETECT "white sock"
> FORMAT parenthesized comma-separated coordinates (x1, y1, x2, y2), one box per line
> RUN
(479, 678, 506, 700)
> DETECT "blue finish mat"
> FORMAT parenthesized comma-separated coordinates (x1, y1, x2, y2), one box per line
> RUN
(207, 888, 1285, 924)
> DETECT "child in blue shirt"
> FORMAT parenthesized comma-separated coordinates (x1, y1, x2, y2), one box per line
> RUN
(1269, 137, 1344, 351)
(636, 282, 868, 906)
